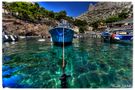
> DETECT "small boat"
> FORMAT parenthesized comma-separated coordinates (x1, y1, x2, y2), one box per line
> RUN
(101, 29, 133, 44)
(49, 20, 74, 45)
(2, 31, 19, 42)
(110, 30, 133, 44)
(38, 39, 45, 42)
(19, 36, 26, 39)
(101, 31, 110, 42)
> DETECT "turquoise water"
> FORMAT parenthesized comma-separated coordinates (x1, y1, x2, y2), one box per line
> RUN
(2, 38, 133, 88)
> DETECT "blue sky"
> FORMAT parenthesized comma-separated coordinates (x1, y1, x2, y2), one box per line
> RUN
(37, 2, 97, 17)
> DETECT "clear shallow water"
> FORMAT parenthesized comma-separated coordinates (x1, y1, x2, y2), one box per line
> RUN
(2, 38, 133, 88)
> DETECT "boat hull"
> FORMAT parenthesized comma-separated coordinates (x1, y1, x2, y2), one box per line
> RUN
(101, 32, 133, 44)
(3, 35, 19, 42)
(49, 27, 74, 45)
(110, 35, 133, 44)
(101, 32, 110, 42)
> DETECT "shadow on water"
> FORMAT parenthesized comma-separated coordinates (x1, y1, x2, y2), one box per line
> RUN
(2, 38, 133, 88)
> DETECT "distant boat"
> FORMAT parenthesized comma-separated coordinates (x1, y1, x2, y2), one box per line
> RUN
(38, 39, 45, 42)
(49, 20, 74, 45)
(19, 36, 26, 39)
(101, 29, 133, 44)
(2, 31, 18, 42)
(101, 31, 110, 42)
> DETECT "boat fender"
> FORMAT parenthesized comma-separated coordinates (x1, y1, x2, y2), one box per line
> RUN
(10, 35, 15, 41)
(5, 35, 9, 39)
(14, 35, 17, 38)
(111, 33, 116, 39)
(131, 37, 133, 40)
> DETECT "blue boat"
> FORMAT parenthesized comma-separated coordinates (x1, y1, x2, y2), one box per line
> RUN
(101, 29, 133, 44)
(49, 20, 74, 45)
(101, 31, 110, 42)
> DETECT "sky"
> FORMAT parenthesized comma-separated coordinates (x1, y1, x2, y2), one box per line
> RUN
(37, 2, 97, 17)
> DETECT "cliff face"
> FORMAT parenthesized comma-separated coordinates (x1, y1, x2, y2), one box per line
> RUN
(2, 14, 58, 36)
(77, 2, 133, 24)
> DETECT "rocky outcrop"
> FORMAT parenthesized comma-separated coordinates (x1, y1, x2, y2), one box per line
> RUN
(77, 2, 133, 24)
(2, 14, 58, 36)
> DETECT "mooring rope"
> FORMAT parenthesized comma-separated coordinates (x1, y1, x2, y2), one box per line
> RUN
(62, 27, 65, 73)
(60, 24, 71, 88)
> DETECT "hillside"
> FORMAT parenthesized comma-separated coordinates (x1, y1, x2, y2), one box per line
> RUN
(77, 2, 133, 24)
(2, 2, 74, 36)
(2, 14, 57, 36)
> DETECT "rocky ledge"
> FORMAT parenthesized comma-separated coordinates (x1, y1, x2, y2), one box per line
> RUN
(3, 14, 58, 36)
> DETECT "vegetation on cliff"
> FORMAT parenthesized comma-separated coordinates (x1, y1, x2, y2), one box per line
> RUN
(91, 9, 130, 30)
(78, 2, 132, 30)
(73, 19, 88, 33)
(3, 2, 89, 34)
(3, 2, 73, 23)
(105, 10, 129, 23)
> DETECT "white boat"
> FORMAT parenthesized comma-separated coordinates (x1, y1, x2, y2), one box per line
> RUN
(38, 39, 45, 42)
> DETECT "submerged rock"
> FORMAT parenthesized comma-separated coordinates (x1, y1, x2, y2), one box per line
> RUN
(3, 75, 22, 88)
(3, 56, 11, 61)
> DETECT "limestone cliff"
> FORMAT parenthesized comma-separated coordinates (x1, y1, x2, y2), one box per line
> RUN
(77, 2, 133, 24)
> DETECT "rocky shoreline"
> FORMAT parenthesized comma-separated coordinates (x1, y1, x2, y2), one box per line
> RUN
(2, 2, 133, 37)
(3, 14, 58, 37)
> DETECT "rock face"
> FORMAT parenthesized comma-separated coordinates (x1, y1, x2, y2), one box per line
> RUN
(2, 14, 58, 36)
(77, 2, 133, 24)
